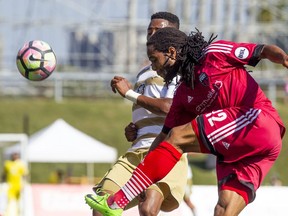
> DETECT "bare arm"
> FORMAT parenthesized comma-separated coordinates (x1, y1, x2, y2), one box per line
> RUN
(136, 96, 172, 115)
(111, 76, 172, 115)
(260, 44, 288, 68)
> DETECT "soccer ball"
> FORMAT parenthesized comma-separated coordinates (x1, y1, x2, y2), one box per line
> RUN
(16, 40, 56, 81)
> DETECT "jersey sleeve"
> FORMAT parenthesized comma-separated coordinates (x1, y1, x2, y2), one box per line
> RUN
(143, 75, 178, 99)
(208, 40, 264, 67)
(143, 76, 165, 98)
(161, 76, 179, 98)
(162, 83, 197, 134)
(162, 104, 180, 134)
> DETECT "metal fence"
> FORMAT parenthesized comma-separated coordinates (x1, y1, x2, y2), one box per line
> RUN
(0, 70, 286, 106)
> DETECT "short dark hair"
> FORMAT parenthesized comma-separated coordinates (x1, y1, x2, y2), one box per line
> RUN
(151, 12, 180, 29)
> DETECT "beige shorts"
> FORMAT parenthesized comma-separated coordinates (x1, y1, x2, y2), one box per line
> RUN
(93, 148, 188, 212)
(185, 178, 193, 197)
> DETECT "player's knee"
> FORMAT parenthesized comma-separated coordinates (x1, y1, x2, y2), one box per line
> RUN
(214, 196, 244, 216)
(138, 197, 161, 216)
(138, 204, 159, 216)
(166, 123, 196, 148)
(167, 125, 181, 139)
(214, 203, 226, 216)
(214, 191, 231, 216)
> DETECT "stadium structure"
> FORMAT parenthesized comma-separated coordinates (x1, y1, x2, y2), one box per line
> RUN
(0, 0, 287, 102)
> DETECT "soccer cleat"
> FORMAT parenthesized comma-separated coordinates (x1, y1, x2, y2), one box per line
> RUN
(85, 193, 123, 216)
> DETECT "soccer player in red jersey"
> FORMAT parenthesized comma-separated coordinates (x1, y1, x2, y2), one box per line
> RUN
(86, 27, 288, 216)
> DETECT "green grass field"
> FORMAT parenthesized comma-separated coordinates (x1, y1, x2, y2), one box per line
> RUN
(0, 98, 287, 185)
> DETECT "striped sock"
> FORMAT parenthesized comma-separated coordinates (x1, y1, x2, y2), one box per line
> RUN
(112, 141, 182, 209)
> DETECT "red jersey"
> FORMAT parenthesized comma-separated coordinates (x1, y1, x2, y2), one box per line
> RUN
(164, 40, 285, 136)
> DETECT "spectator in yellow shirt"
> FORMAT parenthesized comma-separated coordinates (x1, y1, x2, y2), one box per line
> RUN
(4, 153, 28, 214)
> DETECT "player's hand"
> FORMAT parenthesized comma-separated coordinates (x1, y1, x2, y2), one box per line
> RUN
(125, 122, 138, 142)
(110, 76, 132, 97)
(110, 76, 122, 93)
(110, 76, 121, 93)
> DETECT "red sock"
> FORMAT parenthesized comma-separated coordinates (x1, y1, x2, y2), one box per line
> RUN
(107, 190, 128, 209)
(112, 141, 182, 209)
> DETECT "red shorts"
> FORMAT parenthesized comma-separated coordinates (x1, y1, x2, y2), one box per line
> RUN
(191, 107, 283, 203)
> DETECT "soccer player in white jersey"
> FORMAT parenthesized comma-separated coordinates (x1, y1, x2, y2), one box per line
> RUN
(90, 12, 188, 216)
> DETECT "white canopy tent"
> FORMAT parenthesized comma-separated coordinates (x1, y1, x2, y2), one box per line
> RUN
(4, 119, 117, 181)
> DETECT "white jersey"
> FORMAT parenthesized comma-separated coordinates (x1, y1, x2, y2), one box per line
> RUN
(128, 65, 178, 151)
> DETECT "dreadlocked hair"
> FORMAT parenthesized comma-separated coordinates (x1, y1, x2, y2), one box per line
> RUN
(147, 27, 187, 85)
(147, 27, 217, 88)
(177, 28, 217, 88)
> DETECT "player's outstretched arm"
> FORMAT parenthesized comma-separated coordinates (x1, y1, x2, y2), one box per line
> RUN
(111, 76, 173, 115)
(260, 44, 288, 69)
(136, 96, 172, 115)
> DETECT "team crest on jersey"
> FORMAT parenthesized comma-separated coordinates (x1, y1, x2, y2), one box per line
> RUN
(199, 72, 209, 86)
(235, 47, 249, 59)
(136, 83, 145, 94)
